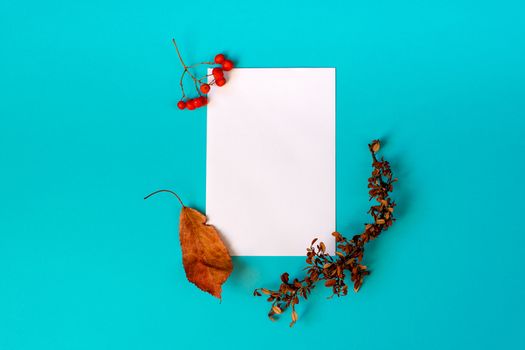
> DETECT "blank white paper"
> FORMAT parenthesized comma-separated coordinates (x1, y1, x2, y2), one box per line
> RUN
(206, 68, 335, 256)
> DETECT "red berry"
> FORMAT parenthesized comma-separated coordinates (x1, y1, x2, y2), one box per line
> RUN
(200, 84, 211, 94)
(212, 67, 224, 79)
(222, 60, 234, 71)
(216, 78, 226, 87)
(194, 97, 203, 108)
(214, 54, 226, 64)
(199, 96, 208, 106)
(177, 100, 186, 110)
(187, 99, 196, 110)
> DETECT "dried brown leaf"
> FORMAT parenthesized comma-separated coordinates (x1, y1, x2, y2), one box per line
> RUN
(144, 190, 233, 299)
(179, 207, 233, 299)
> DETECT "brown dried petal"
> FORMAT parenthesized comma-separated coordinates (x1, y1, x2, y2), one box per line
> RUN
(371, 140, 381, 153)
(272, 305, 283, 314)
(325, 279, 336, 287)
(280, 272, 289, 283)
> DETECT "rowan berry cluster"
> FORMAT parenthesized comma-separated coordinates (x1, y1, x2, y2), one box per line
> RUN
(172, 39, 234, 111)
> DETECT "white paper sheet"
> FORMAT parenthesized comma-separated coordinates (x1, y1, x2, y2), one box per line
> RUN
(206, 68, 335, 256)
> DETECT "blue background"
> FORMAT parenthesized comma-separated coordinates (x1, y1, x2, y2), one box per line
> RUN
(1, 0, 524, 349)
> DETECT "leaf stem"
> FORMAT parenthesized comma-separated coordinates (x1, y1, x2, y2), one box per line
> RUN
(144, 189, 185, 207)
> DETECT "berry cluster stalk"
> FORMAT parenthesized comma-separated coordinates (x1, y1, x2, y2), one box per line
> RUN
(172, 39, 212, 100)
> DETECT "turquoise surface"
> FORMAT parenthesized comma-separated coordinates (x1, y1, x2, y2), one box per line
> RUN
(1, 1, 524, 349)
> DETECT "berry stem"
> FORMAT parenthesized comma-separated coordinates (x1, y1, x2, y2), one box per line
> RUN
(179, 69, 188, 99)
(173, 38, 210, 99)
(187, 62, 214, 68)
(172, 39, 187, 68)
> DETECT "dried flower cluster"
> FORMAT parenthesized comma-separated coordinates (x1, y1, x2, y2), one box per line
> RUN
(254, 140, 397, 327)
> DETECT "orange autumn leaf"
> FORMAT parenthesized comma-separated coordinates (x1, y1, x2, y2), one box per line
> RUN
(145, 190, 233, 299)
(179, 206, 233, 298)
